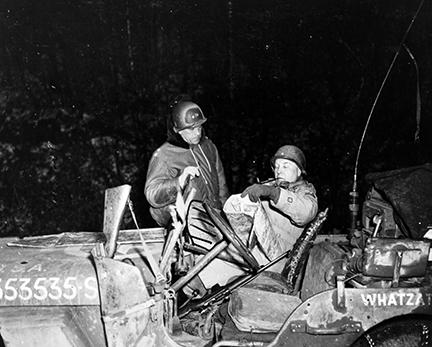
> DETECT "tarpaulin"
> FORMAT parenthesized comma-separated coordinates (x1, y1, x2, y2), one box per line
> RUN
(365, 163, 432, 239)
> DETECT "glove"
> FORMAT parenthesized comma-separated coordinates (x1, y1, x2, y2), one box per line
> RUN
(179, 166, 200, 189)
(240, 184, 280, 203)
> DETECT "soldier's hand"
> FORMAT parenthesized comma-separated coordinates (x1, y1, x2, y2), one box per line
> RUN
(179, 166, 200, 188)
(241, 184, 280, 203)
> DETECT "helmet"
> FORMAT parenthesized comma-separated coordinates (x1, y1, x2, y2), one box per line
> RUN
(271, 145, 307, 174)
(172, 101, 207, 132)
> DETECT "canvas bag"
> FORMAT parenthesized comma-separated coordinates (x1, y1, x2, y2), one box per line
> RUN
(223, 194, 285, 261)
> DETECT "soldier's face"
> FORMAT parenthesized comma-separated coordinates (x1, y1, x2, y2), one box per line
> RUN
(178, 125, 202, 145)
(274, 158, 301, 183)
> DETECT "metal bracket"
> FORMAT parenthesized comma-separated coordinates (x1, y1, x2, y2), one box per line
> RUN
(150, 294, 163, 322)
(336, 275, 346, 309)
(392, 250, 403, 287)
(290, 320, 362, 335)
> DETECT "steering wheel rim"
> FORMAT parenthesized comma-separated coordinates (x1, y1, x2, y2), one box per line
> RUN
(203, 203, 260, 271)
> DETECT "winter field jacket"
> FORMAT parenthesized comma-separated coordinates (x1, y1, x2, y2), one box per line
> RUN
(145, 136, 229, 226)
(265, 179, 318, 250)
(253, 179, 318, 272)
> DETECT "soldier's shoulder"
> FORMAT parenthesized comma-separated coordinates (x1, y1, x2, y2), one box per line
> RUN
(201, 136, 220, 150)
(201, 135, 211, 144)
(300, 179, 315, 188)
(289, 179, 316, 193)
(299, 180, 317, 197)
(150, 143, 170, 159)
(154, 141, 187, 154)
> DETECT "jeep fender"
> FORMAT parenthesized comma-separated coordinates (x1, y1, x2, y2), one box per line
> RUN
(93, 256, 180, 347)
(267, 287, 432, 347)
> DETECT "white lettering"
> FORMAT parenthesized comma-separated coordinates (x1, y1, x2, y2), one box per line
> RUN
(415, 294, 425, 306)
(18, 278, 32, 301)
(4, 278, 18, 300)
(63, 277, 78, 300)
(377, 293, 387, 306)
(48, 277, 62, 300)
(84, 277, 98, 300)
(387, 293, 397, 306)
(361, 292, 432, 307)
(0, 276, 98, 302)
(406, 293, 415, 306)
(10, 266, 25, 273)
(27, 264, 42, 273)
(33, 278, 48, 300)
(361, 293, 376, 306)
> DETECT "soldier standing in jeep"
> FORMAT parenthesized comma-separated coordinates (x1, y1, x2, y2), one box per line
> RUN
(145, 97, 229, 227)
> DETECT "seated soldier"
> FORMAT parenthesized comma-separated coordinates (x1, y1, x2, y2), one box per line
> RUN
(240, 145, 318, 272)
(181, 145, 318, 296)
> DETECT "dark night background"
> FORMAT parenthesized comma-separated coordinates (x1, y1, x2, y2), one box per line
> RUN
(1, 0, 431, 236)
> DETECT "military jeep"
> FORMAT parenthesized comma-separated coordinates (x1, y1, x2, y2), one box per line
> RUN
(0, 165, 431, 347)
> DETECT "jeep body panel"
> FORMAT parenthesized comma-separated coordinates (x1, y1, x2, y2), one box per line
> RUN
(0, 229, 181, 347)
(0, 306, 106, 347)
(268, 286, 432, 346)
(0, 238, 99, 307)
(0, 237, 103, 346)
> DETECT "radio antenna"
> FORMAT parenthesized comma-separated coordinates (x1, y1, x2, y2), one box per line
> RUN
(349, 0, 425, 231)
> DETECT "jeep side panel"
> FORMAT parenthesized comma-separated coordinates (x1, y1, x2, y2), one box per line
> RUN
(268, 287, 432, 346)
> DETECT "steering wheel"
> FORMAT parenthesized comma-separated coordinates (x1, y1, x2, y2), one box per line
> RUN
(203, 203, 260, 271)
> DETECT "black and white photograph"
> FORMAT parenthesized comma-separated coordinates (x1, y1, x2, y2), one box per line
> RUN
(1, 0, 432, 346)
